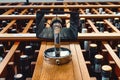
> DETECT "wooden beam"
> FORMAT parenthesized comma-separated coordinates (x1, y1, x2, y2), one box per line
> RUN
(0, 5, 120, 9)
(0, 14, 120, 20)
(0, 33, 120, 41)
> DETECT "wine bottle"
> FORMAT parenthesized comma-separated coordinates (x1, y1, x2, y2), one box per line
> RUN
(99, 8, 103, 14)
(1, 20, 7, 27)
(94, 54, 103, 80)
(85, 8, 90, 14)
(20, 55, 31, 78)
(32, 25, 37, 33)
(98, 21, 104, 32)
(101, 65, 112, 80)
(117, 44, 120, 58)
(14, 74, 24, 80)
(81, 28, 89, 60)
(24, 45, 34, 62)
(0, 44, 5, 58)
(79, 18, 85, 32)
(89, 43, 97, 65)
(113, 18, 120, 30)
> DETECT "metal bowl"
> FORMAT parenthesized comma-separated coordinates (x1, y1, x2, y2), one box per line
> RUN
(44, 47, 72, 65)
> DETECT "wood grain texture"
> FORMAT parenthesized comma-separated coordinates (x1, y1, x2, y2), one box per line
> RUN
(32, 42, 91, 80)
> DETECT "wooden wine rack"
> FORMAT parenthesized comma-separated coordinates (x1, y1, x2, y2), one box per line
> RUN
(0, 2, 120, 80)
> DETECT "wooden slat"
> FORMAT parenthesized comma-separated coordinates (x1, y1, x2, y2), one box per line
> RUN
(105, 8, 113, 14)
(0, 19, 33, 75)
(87, 10, 120, 72)
(64, 8, 70, 28)
(0, 9, 27, 33)
(2, 9, 14, 15)
(2, 3, 23, 15)
(32, 42, 83, 80)
(102, 41, 120, 69)
(1, 14, 120, 20)
(0, 42, 20, 75)
(0, 5, 120, 9)
(32, 42, 46, 80)
(0, 33, 120, 41)
(104, 20, 120, 33)
(69, 43, 83, 80)
(74, 42, 91, 80)
(0, 20, 16, 33)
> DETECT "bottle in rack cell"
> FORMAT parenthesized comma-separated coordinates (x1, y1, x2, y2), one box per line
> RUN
(89, 43, 98, 66)
(14, 73, 24, 80)
(0, 44, 5, 58)
(32, 25, 37, 33)
(81, 28, 89, 50)
(0, 43, 4, 63)
(1, 20, 7, 27)
(7, 28, 17, 49)
(20, 55, 31, 78)
(99, 8, 103, 14)
(85, 8, 90, 14)
(113, 18, 120, 30)
(79, 18, 86, 32)
(81, 28, 90, 60)
(117, 44, 120, 58)
(24, 45, 35, 62)
(94, 54, 103, 80)
(98, 21, 105, 32)
(101, 65, 112, 80)
(8, 28, 18, 33)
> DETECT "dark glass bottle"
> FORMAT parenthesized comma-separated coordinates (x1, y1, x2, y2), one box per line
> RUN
(113, 18, 120, 30)
(85, 8, 90, 14)
(20, 55, 31, 78)
(98, 21, 104, 32)
(81, 28, 89, 60)
(101, 65, 112, 80)
(79, 18, 85, 32)
(8, 28, 17, 33)
(94, 54, 103, 80)
(1, 20, 7, 27)
(117, 44, 120, 58)
(0, 56, 3, 63)
(7, 28, 17, 49)
(95, 21, 100, 30)
(32, 25, 37, 33)
(89, 43, 98, 63)
(13, 11, 19, 15)
(0, 44, 5, 58)
(99, 8, 103, 14)
(24, 45, 34, 62)
(29, 8, 34, 14)
(14, 74, 24, 80)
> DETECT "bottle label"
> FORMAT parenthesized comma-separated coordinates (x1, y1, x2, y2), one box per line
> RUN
(95, 64, 101, 73)
(102, 77, 109, 80)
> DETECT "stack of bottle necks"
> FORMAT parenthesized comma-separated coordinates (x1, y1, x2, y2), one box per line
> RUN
(0, 2, 120, 80)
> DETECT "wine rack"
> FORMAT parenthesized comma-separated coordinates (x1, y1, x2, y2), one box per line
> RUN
(0, 1, 120, 80)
